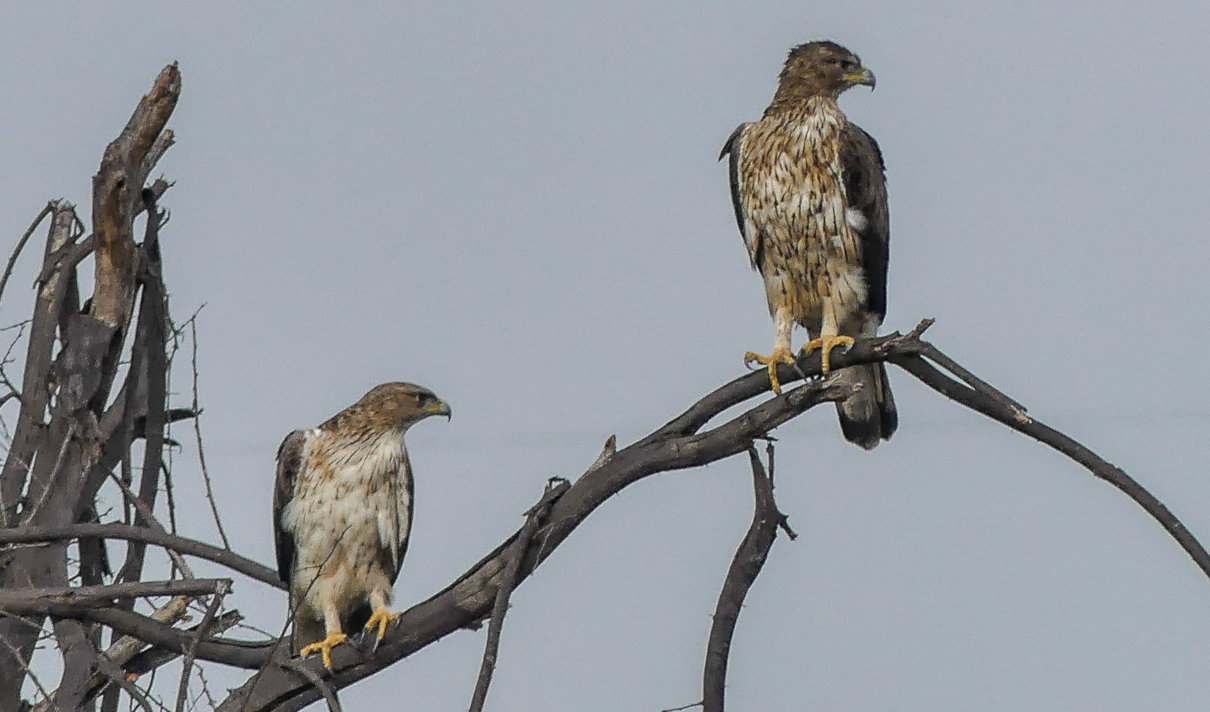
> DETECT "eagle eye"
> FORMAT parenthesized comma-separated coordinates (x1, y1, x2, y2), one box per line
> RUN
(416, 393, 431, 406)
(841, 59, 857, 70)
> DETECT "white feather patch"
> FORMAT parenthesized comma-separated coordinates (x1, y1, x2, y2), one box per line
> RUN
(845, 208, 868, 232)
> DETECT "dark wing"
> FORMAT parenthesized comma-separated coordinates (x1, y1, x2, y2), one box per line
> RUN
(719, 123, 763, 272)
(386, 450, 415, 586)
(273, 430, 307, 586)
(841, 122, 890, 322)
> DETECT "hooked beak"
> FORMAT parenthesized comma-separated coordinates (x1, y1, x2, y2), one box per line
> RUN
(844, 66, 876, 90)
(424, 399, 452, 421)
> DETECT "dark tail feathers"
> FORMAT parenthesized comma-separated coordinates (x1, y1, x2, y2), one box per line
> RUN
(834, 362, 897, 450)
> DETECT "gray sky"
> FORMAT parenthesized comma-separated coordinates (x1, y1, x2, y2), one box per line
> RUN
(4, 1, 1210, 709)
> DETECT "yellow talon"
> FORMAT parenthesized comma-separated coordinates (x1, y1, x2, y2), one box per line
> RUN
(744, 345, 796, 394)
(364, 609, 401, 641)
(300, 632, 348, 670)
(801, 335, 855, 375)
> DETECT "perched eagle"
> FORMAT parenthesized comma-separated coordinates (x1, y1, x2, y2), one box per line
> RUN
(720, 40, 897, 449)
(273, 382, 451, 668)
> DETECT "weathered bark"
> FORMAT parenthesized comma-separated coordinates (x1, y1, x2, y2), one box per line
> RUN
(0, 64, 181, 710)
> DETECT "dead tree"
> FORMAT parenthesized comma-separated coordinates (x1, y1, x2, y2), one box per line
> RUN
(0, 64, 1206, 712)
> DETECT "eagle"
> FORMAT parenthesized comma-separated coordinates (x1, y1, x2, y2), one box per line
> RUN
(273, 382, 451, 668)
(720, 40, 897, 449)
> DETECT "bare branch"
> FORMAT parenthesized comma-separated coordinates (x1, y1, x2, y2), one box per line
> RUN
(37, 605, 268, 670)
(93, 651, 155, 712)
(468, 480, 561, 711)
(0, 202, 52, 308)
(104, 470, 193, 579)
(92, 63, 179, 326)
(889, 344, 1210, 580)
(174, 581, 229, 712)
(0, 202, 82, 527)
(37, 611, 242, 712)
(282, 660, 343, 712)
(703, 444, 788, 712)
(188, 318, 229, 549)
(114, 189, 171, 590)
(0, 524, 283, 590)
(0, 579, 230, 611)
(218, 377, 853, 711)
(0, 627, 53, 708)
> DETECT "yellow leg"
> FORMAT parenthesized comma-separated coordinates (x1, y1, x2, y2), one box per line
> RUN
(743, 345, 797, 395)
(364, 589, 400, 641)
(300, 633, 348, 670)
(747, 307, 798, 395)
(300, 596, 347, 669)
(364, 609, 401, 641)
(801, 335, 855, 375)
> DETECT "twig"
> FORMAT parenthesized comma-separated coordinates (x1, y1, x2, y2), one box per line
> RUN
(188, 319, 229, 549)
(702, 445, 787, 712)
(161, 460, 179, 577)
(175, 581, 229, 712)
(0, 628, 54, 708)
(104, 470, 194, 579)
(0, 202, 52, 307)
(20, 422, 76, 524)
(45, 610, 242, 712)
(93, 651, 155, 712)
(661, 703, 704, 712)
(0, 321, 28, 407)
(283, 659, 342, 712)
(195, 665, 220, 710)
(0, 524, 282, 590)
(467, 481, 557, 712)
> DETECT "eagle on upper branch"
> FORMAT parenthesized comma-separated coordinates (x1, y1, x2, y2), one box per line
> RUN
(721, 40, 897, 449)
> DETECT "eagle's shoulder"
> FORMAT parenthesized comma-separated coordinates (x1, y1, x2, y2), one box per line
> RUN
(839, 120, 891, 321)
(273, 429, 312, 586)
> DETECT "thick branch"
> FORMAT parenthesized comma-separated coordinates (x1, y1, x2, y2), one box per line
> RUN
(215, 320, 1210, 711)
(91, 63, 179, 326)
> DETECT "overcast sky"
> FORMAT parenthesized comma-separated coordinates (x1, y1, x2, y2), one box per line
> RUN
(4, 1, 1210, 709)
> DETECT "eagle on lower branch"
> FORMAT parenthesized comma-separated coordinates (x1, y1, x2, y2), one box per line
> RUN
(273, 382, 452, 668)
(721, 40, 897, 449)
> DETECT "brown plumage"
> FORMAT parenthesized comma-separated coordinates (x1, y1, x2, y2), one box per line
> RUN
(273, 382, 451, 668)
(721, 41, 896, 449)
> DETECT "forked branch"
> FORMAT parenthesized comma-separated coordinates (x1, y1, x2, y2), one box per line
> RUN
(703, 443, 790, 712)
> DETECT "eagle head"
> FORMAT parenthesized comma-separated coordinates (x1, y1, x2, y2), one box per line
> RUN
(775, 41, 875, 100)
(335, 381, 452, 433)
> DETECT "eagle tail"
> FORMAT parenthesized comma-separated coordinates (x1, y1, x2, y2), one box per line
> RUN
(834, 362, 897, 450)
